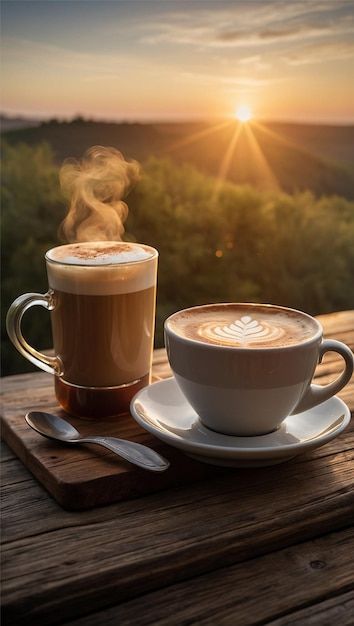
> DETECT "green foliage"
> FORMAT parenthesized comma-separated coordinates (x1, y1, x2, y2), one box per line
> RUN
(1, 141, 66, 374)
(127, 159, 354, 346)
(4, 119, 354, 199)
(2, 146, 354, 375)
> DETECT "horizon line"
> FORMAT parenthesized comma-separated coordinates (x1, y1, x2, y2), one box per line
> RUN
(1, 111, 354, 128)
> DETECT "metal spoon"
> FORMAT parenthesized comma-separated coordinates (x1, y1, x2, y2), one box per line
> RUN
(25, 411, 170, 472)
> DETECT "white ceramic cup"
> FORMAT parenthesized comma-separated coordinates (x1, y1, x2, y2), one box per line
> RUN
(164, 303, 354, 436)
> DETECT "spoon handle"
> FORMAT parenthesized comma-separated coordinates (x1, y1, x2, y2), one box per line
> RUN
(79, 436, 170, 472)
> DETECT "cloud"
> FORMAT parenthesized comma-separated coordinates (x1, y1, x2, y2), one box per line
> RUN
(2, 37, 131, 74)
(213, 24, 333, 47)
(1, 36, 167, 78)
(283, 40, 354, 65)
(143, 0, 354, 56)
(178, 70, 281, 92)
(259, 28, 304, 40)
(237, 55, 271, 71)
(238, 55, 262, 65)
(221, 76, 279, 88)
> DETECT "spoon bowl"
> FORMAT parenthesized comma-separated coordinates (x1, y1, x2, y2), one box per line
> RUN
(26, 411, 80, 441)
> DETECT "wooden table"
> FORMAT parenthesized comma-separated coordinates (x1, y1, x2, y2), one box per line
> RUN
(2, 311, 354, 625)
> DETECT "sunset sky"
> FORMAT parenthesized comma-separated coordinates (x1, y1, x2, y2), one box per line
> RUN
(2, 0, 354, 123)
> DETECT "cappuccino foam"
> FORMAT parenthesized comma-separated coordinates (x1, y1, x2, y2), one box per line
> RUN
(46, 242, 157, 295)
(47, 242, 152, 265)
(167, 304, 318, 348)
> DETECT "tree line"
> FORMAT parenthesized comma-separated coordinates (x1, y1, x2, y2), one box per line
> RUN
(2, 142, 354, 375)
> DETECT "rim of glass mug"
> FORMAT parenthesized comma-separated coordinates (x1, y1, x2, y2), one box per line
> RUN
(45, 242, 158, 267)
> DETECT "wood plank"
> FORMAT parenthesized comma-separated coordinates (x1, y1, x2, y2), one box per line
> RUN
(75, 592, 354, 626)
(0, 440, 15, 462)
(268, 590, 354, 625)
(2, 442, 354, 625)
(1, 371, 52, 393)
(62, 528, 354, 626)
(68, 592, 354, 626)
(5, 524, 354, 626)
(316, 310, 354, 336)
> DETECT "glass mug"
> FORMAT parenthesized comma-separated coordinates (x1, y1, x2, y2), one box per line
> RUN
(7, 242, 158, 418)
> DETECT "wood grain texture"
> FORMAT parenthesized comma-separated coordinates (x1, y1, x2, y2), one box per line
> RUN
(268, 590, 354, 626)
(63, 528, 354, 626)
(1, 311, 354, 626)
(2, 440, 354, 625)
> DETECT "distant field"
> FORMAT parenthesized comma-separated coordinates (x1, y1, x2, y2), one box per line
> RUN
(0, 115, 41, 132)
(260, 122, 354, 165)
(155, 121, 354, 166)
(3, 119, 354, 199)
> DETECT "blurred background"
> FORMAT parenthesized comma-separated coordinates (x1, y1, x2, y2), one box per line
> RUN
(1, 0, 354, 375)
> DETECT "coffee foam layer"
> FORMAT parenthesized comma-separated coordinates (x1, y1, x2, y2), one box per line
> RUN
(167, 305, 318, 348)
(47, 242, 153, 265)
(46, 242, 157, 295)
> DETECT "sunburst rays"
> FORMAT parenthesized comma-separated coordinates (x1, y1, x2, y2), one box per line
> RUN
(243, 123, 280, 191)
(212, 119, 279, 198)
(164, 116, 282, 196)
(252, 120, 301, 152)
(165, 120, 233, 153)
(213, 122, 244, 198)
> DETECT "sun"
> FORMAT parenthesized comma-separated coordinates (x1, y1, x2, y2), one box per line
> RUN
(235, 105, 252, 123)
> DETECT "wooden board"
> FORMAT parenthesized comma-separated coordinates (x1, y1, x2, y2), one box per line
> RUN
(1, 312, 353, 511)
(0, 352, 225, 510)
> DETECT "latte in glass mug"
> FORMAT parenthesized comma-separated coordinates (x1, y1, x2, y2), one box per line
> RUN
(165, 303, 353, 436)
(7, 241, 158, 418)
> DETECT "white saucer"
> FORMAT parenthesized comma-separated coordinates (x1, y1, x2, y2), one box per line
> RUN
(130, 377, 351, 467)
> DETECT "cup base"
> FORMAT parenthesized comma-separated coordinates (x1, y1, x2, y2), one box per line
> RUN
(55, 374, 150, 419)
(200, 419, 281, 437)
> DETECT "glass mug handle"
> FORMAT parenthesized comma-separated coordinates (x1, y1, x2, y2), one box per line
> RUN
(6, 290, 62, 375)
(293, 339, 354, 414)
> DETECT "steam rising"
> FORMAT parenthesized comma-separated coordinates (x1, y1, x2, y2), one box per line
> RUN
(59, 146, 140, 242)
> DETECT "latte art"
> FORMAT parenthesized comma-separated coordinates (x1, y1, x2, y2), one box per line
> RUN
(166, 304, 319, 349)
(201, 315, 286, 345)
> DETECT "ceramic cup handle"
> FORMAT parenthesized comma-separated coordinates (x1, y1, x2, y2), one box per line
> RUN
(6, 290, 62, 375)
(293, 339, 353, 414)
